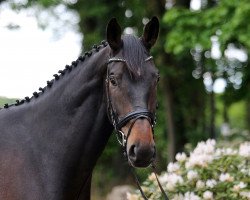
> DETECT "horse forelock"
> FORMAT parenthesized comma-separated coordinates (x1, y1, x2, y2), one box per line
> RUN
(122, 35, 149, 78)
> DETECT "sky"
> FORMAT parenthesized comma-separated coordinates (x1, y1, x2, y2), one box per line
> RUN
(0, 2, 82, 98)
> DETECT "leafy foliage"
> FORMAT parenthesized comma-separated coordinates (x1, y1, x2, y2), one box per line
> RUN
(163, 0, 250, 56)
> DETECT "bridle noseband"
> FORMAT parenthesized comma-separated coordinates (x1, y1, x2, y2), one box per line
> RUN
(105, 56, 169, 200)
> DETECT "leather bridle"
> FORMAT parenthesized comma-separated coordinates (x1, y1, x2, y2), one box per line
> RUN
(106, 56, 157, 148)
(106, 56, 169, 200)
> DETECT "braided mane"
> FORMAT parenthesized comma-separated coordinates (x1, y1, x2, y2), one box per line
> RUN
(1, 40, 108, 109)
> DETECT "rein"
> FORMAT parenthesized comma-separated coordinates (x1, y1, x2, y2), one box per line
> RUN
(106, 57, 169, 200)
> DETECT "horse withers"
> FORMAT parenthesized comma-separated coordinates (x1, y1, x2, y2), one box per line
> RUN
(0, 17, 159, 200)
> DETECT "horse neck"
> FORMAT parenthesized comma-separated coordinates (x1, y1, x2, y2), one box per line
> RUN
(26, 46, 113, 198)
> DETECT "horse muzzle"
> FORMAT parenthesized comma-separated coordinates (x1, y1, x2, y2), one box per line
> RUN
(107, 105, 157, 168)
(123, 117, 156, 168)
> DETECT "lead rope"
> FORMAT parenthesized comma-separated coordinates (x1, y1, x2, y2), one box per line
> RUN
(152, 164, 169, 200)
(128, 162, 169, 200)
(129, 166, 149, 200)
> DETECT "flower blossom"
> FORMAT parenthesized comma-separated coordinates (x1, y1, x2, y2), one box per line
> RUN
(240, 191, 250, 199)
(239, 142, 250, 158)
(173, 192, 201, 200)
(219, 173, 234, 182)
(176, 152, 187, 162)
(158, 172, 168, 184)
(163, 173, 184, 191)
(203, 191, 214, 200)
(185, 154, 213, 168)
(185, 139, 216, 168)
(215, 148, 237, 156)
(187, 170, 199, 181)
(183, 192, 200, 200)
(233, 182, 247, 192)
(206, 179, 217, 188)
(148, 173, 156, 182)
(193, 139, 216, 155)
(172, 193, 184, 200)
(196, 180, 205, 189)
(240, 168, 250, 176)
(167, 162, 180, 173)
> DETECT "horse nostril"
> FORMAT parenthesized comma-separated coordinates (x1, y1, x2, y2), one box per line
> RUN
(128, 143, 156, 163)
(128, 144, 137, 160)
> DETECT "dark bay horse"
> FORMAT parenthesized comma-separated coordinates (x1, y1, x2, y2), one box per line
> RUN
(0, 17, 159, 200)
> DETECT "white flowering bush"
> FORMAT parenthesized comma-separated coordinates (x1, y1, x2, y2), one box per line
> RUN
(127, 139, 250, 200)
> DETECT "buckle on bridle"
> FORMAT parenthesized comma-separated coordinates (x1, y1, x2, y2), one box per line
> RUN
(116, 130, 127, 146)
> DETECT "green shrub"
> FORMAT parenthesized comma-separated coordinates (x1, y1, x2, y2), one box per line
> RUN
(128, 139, 250, 200)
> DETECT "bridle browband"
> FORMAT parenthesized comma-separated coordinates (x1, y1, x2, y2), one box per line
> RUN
(106, 56, 169, 200)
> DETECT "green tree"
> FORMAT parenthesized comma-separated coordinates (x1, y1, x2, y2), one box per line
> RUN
(0, 0, 210, 163)
(164, 0, 250, 137)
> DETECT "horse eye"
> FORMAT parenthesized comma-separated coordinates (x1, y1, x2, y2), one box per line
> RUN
(109, 76, 118, 86)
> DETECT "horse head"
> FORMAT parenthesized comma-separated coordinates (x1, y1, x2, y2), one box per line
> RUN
(106, 17, 159, 168)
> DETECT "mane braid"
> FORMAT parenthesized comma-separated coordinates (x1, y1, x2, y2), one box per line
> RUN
(1, 40, 108, 109)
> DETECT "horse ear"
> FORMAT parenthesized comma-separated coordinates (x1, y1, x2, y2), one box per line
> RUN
(142, 16, 159, 50)
(106, 18, 122, 51)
